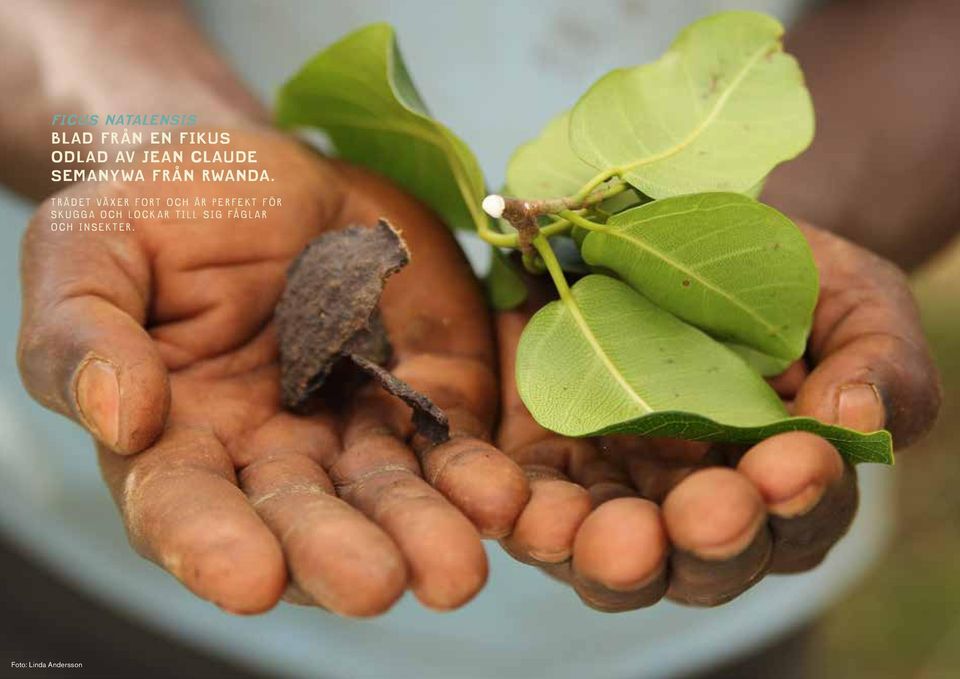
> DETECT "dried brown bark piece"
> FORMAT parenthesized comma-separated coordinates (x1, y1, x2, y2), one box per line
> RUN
(276, 219, 449, 444)
(348, 353, 449, 445)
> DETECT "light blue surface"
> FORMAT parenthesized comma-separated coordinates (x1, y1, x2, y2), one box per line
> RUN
(0, 2, 896, 677)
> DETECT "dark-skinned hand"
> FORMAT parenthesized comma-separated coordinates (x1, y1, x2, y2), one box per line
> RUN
(495, 224, 940, 611)
(18, 128, 530, 616)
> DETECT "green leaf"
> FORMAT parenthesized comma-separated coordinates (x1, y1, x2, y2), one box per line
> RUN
(506, 113, 651, 215)
(569, 11, 814, 198)
(580, 193, 817, 361)
(276, 23, 487, 232)
(724, 342, 793, 377)
(516, 275, 891, 464)
(486, 247, 528, 310)
(506, 111, 596, 198)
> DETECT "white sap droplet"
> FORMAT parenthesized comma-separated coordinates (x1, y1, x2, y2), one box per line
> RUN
(481, 194, 506, 220)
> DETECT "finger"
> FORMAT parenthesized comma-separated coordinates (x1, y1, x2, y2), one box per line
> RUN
(663, 468, 772, 606)
(97, 427, 285, 614)
(332, 397, 488, 611)
(567, 440, 636, 507)
(397, 355, 530, 537)
(767, 360, 808, 400)
(796, 225, 941, 447)
(604, 436, 719, 504)
(348, 357, 528, 538)
(237, 413, 408, 616)
(496, 433, 596, 564)
(497, 307, 666, 612)
(500, 466, 593, 565)
(737, 431, 858, 573)
(19, 187, 169, 453)
(571, 498, 669, 612)
(578, 436, 719, 610)
(498, 310, 633, 505)
(495, 311, 623, 565)
(335, 165, 529, 536)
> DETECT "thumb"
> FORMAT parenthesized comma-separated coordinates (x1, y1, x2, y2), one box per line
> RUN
(18, 188, 169, 454)
(794, 225, 940, 448)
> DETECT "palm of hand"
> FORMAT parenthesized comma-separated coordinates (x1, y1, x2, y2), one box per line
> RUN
(21, 130, 528, 615)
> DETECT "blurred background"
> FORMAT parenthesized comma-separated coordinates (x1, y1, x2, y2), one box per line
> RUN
(810, 241, 960, 679)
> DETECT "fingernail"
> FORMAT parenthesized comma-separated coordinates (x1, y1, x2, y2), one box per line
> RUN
(838, 383, 885, 432)
(76, 358, 120, 447)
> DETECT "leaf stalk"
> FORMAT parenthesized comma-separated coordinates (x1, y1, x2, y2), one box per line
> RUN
(556, 210, 609, 233)
(532, 235, 573, 304)
(477, 173, 627, 250)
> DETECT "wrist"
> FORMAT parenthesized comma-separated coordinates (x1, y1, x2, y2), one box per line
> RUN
(0, 0, 269, 200)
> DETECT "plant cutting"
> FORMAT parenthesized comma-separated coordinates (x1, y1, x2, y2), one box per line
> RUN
(275, 10, 893, 464)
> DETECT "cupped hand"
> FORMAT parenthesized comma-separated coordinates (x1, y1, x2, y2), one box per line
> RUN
(18, 129, 528, 616)
(495, 223, 940, 611)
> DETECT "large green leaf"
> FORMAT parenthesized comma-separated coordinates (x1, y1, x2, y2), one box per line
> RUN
(516, 275, 891, 464)
(276, 23, 487, 232)
(506, 112, 649, 214)
(506, 111, 595, 198)
(580, 193, 817, 361)
(569, 11, 814, 198)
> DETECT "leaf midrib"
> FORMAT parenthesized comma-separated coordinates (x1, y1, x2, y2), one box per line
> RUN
(561, 289, 653, 416)
(383, 44, 488, 230)
(318, 111, 487, 228)
(616, 40, 776, 174)
(598, 224, 793, 356)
